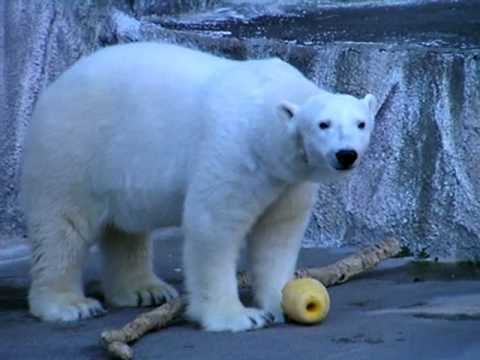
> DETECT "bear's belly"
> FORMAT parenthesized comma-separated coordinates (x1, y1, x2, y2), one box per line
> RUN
(90, 162, 188, 233)
(107, 186, 185, 233)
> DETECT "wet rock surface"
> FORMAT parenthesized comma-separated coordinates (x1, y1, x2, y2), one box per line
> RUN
(158, 1, 480, 49)
(1, 0, 480, 258)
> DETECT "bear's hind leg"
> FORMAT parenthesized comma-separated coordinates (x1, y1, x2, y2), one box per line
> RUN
(100, 226, 178, 307)
(28, 213, 105, 322)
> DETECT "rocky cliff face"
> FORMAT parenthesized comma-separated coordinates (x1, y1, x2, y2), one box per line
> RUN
(1, 0, 479, 259)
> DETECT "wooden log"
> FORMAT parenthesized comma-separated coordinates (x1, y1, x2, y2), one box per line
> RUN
(101, 238, 401, 359)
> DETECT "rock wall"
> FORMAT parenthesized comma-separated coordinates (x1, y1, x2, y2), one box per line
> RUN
(1, 0, 479, 259)
(1, 0, 112, 249)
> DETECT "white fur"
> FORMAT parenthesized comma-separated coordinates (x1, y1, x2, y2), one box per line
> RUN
(20, 42, 376, 330)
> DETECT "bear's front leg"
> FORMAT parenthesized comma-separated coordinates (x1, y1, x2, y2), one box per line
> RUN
(247, 183, 318, 323)
(182, 179, 281, 332)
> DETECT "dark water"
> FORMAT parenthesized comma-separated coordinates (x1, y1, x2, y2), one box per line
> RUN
(157, 1, 480, 49)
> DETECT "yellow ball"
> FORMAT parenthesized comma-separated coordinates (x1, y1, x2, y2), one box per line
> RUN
(281, 278, 330, 324)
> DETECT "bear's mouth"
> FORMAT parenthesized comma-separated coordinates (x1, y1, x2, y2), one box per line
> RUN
(334, 164, 355, 171)
(331, 158, 358, 171)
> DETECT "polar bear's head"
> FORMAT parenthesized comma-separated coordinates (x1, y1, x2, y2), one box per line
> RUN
(279, 92, 377, 181)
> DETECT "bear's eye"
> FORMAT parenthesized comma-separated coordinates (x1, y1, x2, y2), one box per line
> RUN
(319, 121, 330, 130)
(358, 121, 366, 130)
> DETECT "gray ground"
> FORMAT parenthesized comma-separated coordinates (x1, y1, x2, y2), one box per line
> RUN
(1, 233, 479, 360)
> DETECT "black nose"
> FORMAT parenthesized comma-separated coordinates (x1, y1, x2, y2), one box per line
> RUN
(335, 150, 358, 168)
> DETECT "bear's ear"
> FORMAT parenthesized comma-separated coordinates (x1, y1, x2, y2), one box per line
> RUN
(277, 101, 299, 122)
(363, 94, 377, 118)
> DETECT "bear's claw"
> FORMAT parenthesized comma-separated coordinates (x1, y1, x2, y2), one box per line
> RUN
(135, 290, 167, 307)
(107, 277, 179, 308)
(88, 306, 107, 318)
(192, 306, 276, 332)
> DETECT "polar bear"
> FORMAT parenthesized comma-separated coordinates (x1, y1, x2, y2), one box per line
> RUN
(20, 42, 376, 331)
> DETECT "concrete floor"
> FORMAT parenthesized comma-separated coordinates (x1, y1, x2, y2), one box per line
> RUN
(1, 234, 479, 359)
